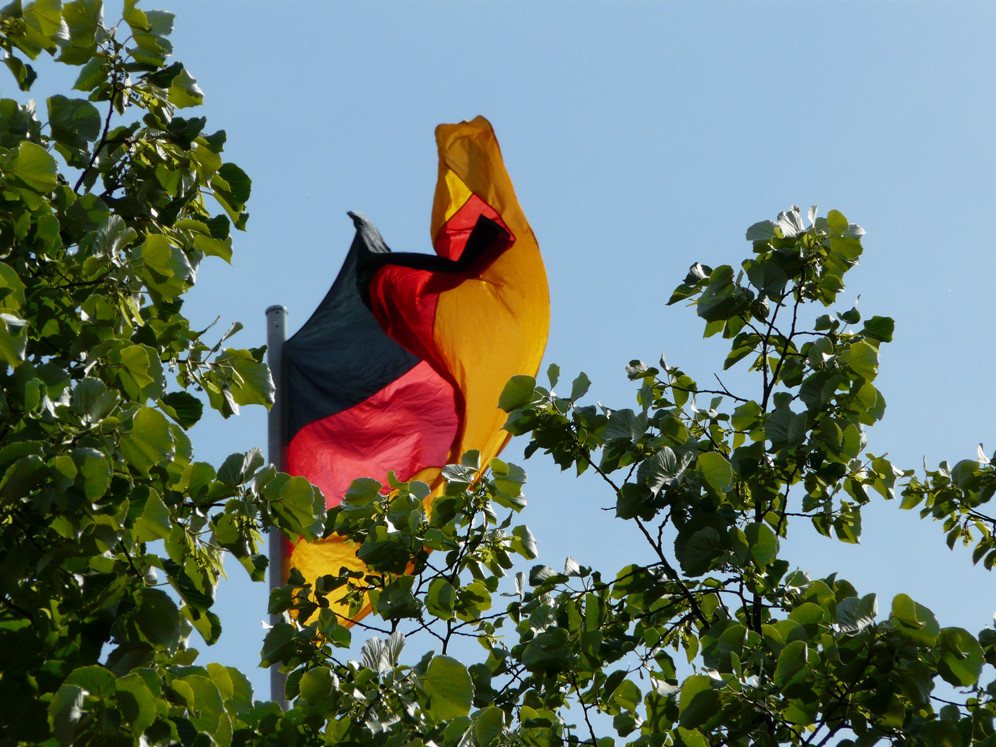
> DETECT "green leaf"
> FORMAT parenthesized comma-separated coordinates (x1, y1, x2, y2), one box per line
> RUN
(89, 215, 137, 258)
(745, 220, 778, 241)
(0, 262, 26, 312)
(118, 407, 173, 475)
(521, 628, 571, 673)
(839, 306, 860, 324)
(343, 476, 382, 506)
(499, 375, 535, 411)
(783, 699, 818, 726)
(826, 209, 848, 234)
(921, 721, 964, 747)
(161, 391, 203, 428)
(745, 522, 778, 567)
(638, 446, 685, 497)
(179, 218, 233, 261)
(356, 525, 411, 575)
(546, 363, 560, 388)
(133, 588, 180, 648)
(360, 631, 405, 675)
(511, 525, 538, 559)
(765, 404, 807, 450)
(167, 67, 204, 108)
(474, 707, 505, 747)
(175, 674, 224, 734)
(73, 55, 104, 91)
(774, 640, 809, 688)
(140, 234, 175, 276)
(890, 593, 921, 627)
(115, 673, 157, 736)
(937, 627, 984, 687)
(73, 447, 110, 500)
(218, 347, 274, 409)
(830, 235, 862, 261)
(609, 678, 642, 714)
(264, 473, 324, 541)
(570, 371, 591, 400)
(422, 655, 474, 721)
(211, 163, 251, 226)
(219, 447, 264, 485)
(0, 454, 47, 501)
(605, 408, 647, 443)
(529, 565, 557, 585)
(616, 482, 654, 521)
(298, 667, 334, 704)
(835, 594, 877, 634)
(48, 685, 85, 747)
(676, 526, 723, 576)
(890, 593, 939, 645)
(5, 53, 37, 90)
(260, 622, 297, 667)
(65, 665, 116, 697)
(0, 313, 28, 367)
(26, 0, 64, 36)
(62, 0, 102, 47)
(696, 265, 753, 323)
(374, 575, 420, 619)
(491, 459, 527, 509)
(731, 400, 762, 432)
(844, 340, 879, 380)
(113, 343, 163, 399)
(697, 451, 732, 493)
(216, 163, 251, 204)
(139, 235, 191, 301)
(47, 95, 101, 149)
(12, 141, 57, 193)
(674, 728, 709, 747)
(426, 577, 457, 620)
(678, 675, 719, 729)
(862, 315, 895, 343)
(744, 258, 788, 298)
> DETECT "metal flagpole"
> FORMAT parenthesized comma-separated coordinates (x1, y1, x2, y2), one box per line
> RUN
(265, 304, 288, 707)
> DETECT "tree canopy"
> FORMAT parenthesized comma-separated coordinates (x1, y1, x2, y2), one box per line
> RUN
(2, 2, 996, 746)
(0, 1, 324, 742)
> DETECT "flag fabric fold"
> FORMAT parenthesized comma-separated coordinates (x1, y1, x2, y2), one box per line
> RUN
(281, 117, 549, 619)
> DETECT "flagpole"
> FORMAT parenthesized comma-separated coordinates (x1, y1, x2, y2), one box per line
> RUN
(265, 304, 288, 707)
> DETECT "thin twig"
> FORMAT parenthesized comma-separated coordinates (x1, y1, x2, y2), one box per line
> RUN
(570, 674, 600, 747)
(671, 384, 748, 404)
(713, 374, 749, 403)
(74, 82, 120, 193)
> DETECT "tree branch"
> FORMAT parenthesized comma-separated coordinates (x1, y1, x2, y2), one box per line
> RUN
(570, 673, 601, 747)
(633, 517, 708, 627)
(74, 81, 121, 193)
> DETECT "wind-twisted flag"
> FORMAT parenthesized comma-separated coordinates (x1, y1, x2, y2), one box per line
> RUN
(281, 117, 549, 618)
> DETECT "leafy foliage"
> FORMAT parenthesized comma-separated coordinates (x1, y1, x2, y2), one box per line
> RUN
(4, 3, 995, 745)
(258, 206, 996, 746)
(0, 1, 325, 743)
(482, 206, 996, 746)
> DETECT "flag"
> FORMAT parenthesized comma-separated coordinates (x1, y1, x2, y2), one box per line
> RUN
(281, 117, 549, 619)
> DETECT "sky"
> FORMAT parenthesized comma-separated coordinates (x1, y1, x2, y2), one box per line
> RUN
(47, 1, 996, 699)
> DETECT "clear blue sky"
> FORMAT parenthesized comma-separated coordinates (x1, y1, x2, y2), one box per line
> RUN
(83, 1, 996, 697)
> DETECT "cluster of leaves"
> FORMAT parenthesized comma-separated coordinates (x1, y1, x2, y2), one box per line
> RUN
(488, 206, 996, 746)
(254, 207, 996, 747)
(0, 1, 326, 743)
(259, 451, 548, 745)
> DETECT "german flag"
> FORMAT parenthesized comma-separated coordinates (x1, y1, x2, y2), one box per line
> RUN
(281, 117, 549, 618)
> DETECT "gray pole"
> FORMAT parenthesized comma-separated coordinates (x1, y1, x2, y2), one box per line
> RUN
(265, 305, 288, 707)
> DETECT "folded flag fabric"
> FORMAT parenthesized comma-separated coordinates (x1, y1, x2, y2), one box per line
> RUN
(281, 116, 549, 619)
